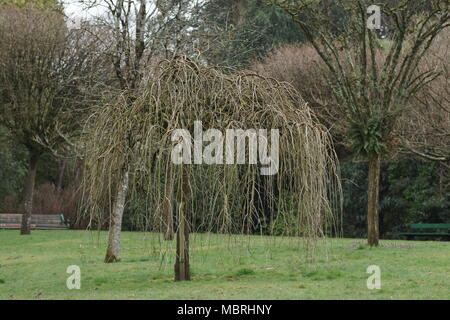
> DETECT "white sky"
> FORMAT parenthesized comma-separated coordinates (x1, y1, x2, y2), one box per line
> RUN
(62, 0, 104, 19)
(61, 0, 106, 28)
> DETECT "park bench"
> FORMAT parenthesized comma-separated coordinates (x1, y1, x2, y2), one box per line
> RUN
(0, 213, 69, 230)
(398, 223, 450, 240)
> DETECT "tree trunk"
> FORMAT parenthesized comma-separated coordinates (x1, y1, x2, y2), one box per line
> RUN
(20, 154, 39, 235)
(174, 166, 190, 281)
(367, 153, 381, 247)
(105, 171, 129, 263)
(56, 159, 66, 193)
(163, 163, 174, 240)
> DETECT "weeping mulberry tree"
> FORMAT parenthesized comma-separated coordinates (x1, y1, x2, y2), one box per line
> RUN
(82, 58, 341, 281)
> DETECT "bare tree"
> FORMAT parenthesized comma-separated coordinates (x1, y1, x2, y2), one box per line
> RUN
(397, 29, 450, 163)
(76, 0, 203, 262)
(0, 4, 103, 234)
(274, 0, 449, 246)
(82, 58, 341, 281)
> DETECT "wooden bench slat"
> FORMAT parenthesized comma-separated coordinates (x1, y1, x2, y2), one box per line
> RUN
(0, 213, 68, 230)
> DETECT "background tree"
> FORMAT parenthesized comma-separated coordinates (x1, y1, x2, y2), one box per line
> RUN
(0, 4, 101, 234)
(397, 29, 450, 163)
(0, 0, 59, 7)
(199, 0, 305, 68)
(77, 0, 203, 262)
(252, 41, 450, 238)
(251, 44, 348, 156)
(274, 0, 449, 246)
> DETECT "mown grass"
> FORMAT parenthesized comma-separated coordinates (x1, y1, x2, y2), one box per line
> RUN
(0, 230, 449, 300)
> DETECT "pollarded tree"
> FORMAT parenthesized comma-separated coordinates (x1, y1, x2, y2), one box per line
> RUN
(0, 4, 101, 234)
(274, 0, 449, 246)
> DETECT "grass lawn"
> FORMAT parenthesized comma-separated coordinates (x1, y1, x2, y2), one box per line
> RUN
(0, 229, 449, 300)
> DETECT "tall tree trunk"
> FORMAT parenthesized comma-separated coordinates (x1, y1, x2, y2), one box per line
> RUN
(367, 153, 381, 247)
(163, 163, 174, 240)
(174, 166, 190, 281)
(20, 153, 39, 235)
(105, 171, 129, 263)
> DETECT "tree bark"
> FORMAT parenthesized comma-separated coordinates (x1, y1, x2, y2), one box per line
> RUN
(20, 153, 39, 235)
(163, 163, 174, 240)
(56, 159, 66, 193)
(174, 166, 190, 281)
(367, 153, 381, 247)
(105, 171, 129, 263)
